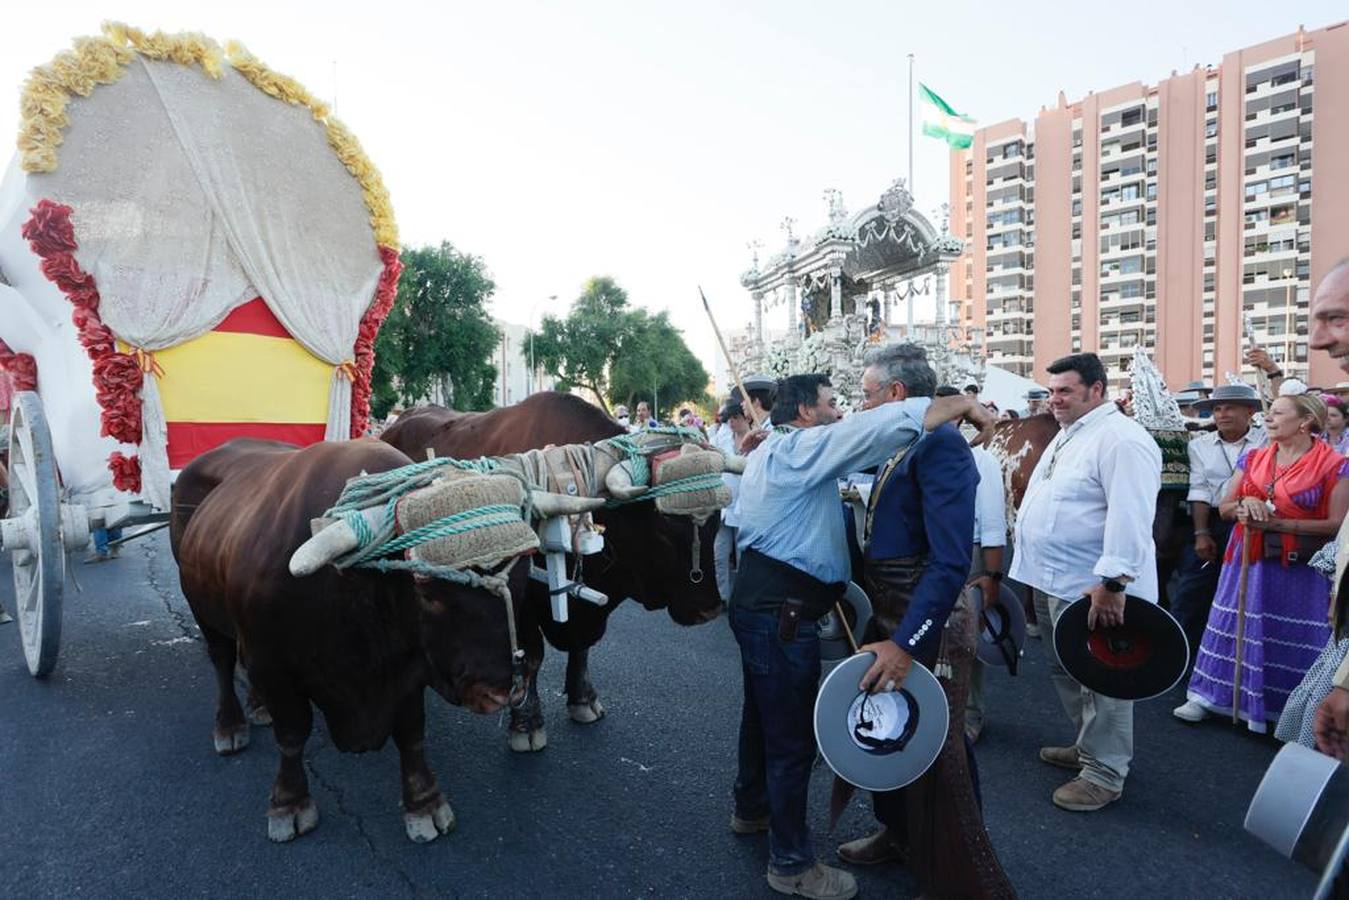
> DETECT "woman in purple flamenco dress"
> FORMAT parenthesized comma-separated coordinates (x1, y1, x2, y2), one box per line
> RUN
(1175, 393, 1349, 731)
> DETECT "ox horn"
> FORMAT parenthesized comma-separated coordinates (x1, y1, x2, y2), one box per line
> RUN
(604, 460, 648, 500)
(530, 490, 605, 518)
(288, 507, 384, 577)
(720, 454, 746, 474)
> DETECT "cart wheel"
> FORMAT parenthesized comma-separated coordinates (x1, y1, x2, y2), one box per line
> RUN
(7, 391, 64, 677)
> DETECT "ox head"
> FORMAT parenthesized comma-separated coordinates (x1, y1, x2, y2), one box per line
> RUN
(414, 560, 530, 714)
(289, 480, 604, 714)
(589, 436, 743, 625)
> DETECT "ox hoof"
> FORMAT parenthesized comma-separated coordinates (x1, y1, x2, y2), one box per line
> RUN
(404, 798, 456, 843)
(567, 699, 606, 725)
(267, 799, 319, 843)
(247, 705, 273, 727)
(507, 727, 548, 753)
(213, 725, 250, 755)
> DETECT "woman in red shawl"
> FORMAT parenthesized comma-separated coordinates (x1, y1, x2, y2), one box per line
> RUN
(1176, 393, 1349, 730)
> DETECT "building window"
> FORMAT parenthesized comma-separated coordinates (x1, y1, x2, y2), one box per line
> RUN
(1146, 182, 1157, 200)
(1205, 119, 1218, 138)
(1121, 107, 1143, 127)
(1206, 91, 1218, 110)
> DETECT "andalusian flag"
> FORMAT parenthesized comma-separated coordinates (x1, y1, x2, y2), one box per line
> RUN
(919, 83, 976, 149)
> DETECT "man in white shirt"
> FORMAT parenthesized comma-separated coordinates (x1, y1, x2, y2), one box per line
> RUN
(1009, 353, 1162, 812)
(1170, 383, 1266, 672)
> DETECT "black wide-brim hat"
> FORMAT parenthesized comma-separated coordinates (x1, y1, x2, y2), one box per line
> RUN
(1052, 595, 1189, 700)
(814, 653, 948, 792)
(818, 581, 873, 662)
(968, 582, 1026, 671)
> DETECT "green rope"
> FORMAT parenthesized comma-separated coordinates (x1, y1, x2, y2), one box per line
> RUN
(603, 471, 726, 507)
(375, 505, 522, 556)
(326, 456, 501, 516)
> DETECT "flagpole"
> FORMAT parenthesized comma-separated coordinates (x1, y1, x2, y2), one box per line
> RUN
(907, 53, 915, 188)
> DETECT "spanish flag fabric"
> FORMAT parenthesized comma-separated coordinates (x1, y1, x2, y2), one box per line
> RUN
(131, 298, 332, 469)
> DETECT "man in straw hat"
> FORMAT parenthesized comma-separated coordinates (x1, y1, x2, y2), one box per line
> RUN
(1169, 383, 1267, 668)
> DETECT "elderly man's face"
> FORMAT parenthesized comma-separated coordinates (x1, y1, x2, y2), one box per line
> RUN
(1311, 266, 1349, 374)
(859, 366, 904, 411)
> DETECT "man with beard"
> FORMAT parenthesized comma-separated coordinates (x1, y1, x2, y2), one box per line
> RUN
(727, 373, 993, 900)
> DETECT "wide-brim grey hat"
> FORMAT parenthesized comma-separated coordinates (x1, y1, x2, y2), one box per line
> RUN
(1183, 379, 1214, 395)
(814, 653, 947, 791)
(1193, 383, 1263, 412)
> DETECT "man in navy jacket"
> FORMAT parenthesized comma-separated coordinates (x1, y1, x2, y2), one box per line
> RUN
(837, 345, 1013, 898)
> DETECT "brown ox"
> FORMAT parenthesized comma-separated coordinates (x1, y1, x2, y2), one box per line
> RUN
(171, 438, 521, 843)
(987, 413, 1191, 607)
(382, 392, 724, 751)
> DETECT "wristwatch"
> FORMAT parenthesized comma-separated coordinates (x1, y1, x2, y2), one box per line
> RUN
(1102, 577, 1127, 594)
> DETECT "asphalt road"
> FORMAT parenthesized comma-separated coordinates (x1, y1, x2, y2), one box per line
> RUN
(0, 534, 1317, 898)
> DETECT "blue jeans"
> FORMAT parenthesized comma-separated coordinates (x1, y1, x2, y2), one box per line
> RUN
(730, 603, 821, 876)
(1170, 519, 1232, 665)
(93, 527, 123, 555)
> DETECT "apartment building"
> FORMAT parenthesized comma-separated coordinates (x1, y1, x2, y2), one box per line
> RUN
(950, 23, 1349, 389)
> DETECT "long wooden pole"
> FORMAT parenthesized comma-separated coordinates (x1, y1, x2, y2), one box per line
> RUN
(1232, 528, 1252, 725)
(699, 286, 764, 430)
(698, 286, 859, 656)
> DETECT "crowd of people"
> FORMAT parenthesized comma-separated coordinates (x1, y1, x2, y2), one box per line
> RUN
(693, 258, 1349, 900)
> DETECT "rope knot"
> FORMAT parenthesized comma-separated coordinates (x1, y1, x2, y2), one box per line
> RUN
(131, 347, 164, 378)
(335, 359, 359, 381)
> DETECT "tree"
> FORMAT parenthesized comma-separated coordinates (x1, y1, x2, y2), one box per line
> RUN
(371, 242, 500, 419)
(529, 276, 631, 413)
(609, 309, 710, 414)
(530, 276, 709, 416)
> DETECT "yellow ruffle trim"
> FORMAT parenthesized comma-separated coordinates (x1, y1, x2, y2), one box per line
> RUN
(225, 42, 398, 248)
(16, 22, 397, 249)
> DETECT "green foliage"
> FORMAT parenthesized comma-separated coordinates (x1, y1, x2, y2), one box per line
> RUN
(371, 242, 500, 419)
(529, 276, 709, 416)
(610, 309, 710, 413)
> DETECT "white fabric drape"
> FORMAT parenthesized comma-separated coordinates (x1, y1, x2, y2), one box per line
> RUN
(26, 56, 383, 506)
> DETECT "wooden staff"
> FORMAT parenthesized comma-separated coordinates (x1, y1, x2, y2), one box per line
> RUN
(698, 286, 858, 653)
(699, 286, 764, 430)
(1231, 527, 1253, 725)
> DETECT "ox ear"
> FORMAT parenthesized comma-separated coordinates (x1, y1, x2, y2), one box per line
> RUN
(531, 490, 605, 518)
(604, 460, 648, 500)
(720, 453, 746, 474)
(288, 507, 383, 577)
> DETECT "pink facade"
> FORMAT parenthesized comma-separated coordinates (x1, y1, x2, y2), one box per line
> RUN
(1030, 105, 1072, 373)
(1155, 69, 1207, 382)
(952, 23, 1348, 389)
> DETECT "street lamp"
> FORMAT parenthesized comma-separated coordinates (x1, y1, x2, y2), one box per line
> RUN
(527, 294, 557, 397)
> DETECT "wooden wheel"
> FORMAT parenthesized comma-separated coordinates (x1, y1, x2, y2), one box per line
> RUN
(4, 391, 64, 677)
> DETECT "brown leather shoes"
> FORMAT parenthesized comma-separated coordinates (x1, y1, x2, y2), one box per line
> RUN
(1052, 777, 1122, 812)
(730, 812, 770, 834)
(767, 862, 858, 899)
(836, 827, 905, 866)
(1038, 745, 1081, 770)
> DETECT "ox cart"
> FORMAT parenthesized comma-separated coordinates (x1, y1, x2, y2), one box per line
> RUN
(0, 24, 403, 677)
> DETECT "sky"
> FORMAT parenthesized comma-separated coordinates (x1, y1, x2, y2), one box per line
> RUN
(5, 1, 1345, 370)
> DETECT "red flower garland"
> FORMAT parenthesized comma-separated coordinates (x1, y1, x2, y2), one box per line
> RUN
(0, 339, 39, 393)
(349, 245, 402, 437)
(20, 198, 143, 491)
